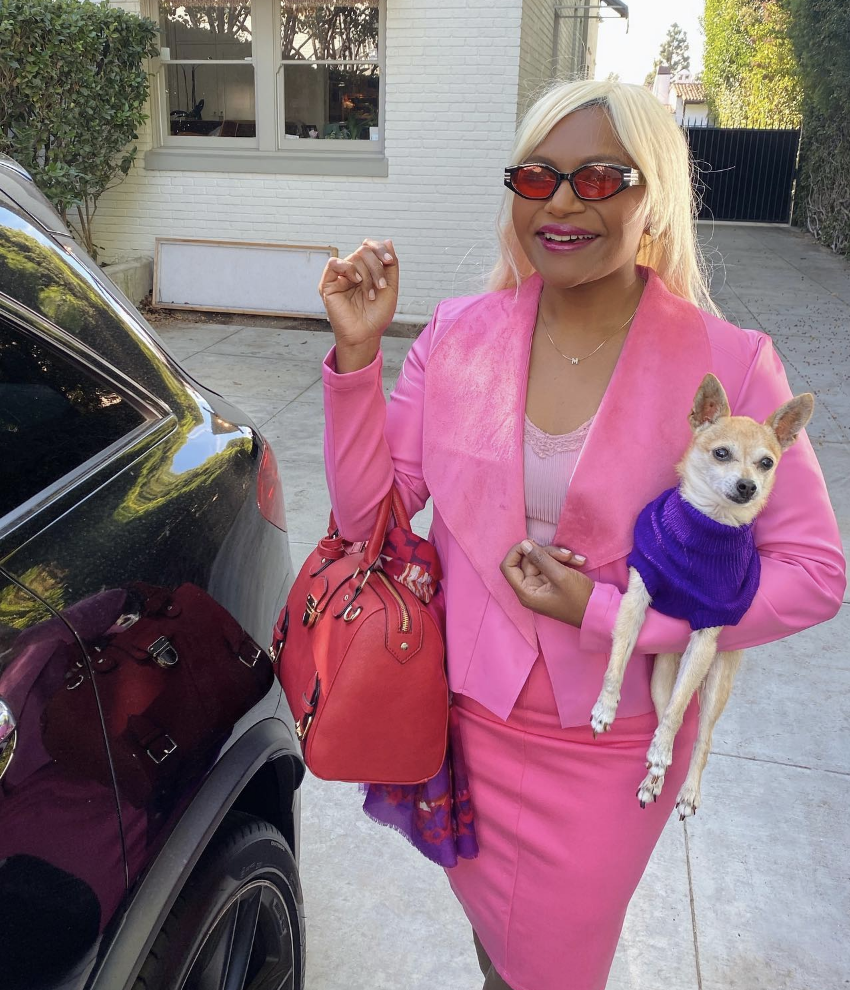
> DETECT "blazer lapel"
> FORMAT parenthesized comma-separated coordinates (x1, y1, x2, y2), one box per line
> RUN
(423, 276, 541, 648)
(422, 267, 713, 648)
(553, 268, 712, 567)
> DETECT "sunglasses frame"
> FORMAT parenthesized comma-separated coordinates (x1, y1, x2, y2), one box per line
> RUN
(503, 162, 643, 201)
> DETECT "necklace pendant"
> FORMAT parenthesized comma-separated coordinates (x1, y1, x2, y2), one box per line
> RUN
(570, 357, 579, 365)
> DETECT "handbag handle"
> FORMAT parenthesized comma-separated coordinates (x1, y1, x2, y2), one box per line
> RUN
(325, 484, 413, 571)
(391, 485, 412, 531)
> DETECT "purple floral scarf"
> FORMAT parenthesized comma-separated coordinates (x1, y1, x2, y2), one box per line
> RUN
(361, 708, 478, 867)
(362, 527, 479, 867)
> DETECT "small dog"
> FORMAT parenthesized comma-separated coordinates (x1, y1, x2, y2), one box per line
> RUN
(590, 373, 814, 818)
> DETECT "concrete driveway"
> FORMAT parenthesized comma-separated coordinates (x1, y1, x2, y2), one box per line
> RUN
(157, 223, 849, 990)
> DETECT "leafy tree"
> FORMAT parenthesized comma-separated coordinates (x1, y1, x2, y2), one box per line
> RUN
(785, 0, 850, 115)
(784, 0, 850, 253)
(702, 0, 802, 127)
(0, 0, 158, 261)
(645, 23, 690, 86)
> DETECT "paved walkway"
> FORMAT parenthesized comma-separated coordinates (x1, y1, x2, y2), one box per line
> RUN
(158, 223, 849, 990)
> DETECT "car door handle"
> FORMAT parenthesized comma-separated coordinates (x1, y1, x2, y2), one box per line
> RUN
(0, 695, 17, 781)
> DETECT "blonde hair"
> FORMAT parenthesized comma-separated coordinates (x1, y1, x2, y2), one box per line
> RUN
(490, 79, 718, 316)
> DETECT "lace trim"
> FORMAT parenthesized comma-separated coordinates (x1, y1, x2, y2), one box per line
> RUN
(524, 414, 593, 457)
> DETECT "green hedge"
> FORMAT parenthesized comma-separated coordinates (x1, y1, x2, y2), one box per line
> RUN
(792, 104, 850, 255)
(0, 0, 158, 260)
(703, 0, 802, 128)
(786, 0, 850, 255)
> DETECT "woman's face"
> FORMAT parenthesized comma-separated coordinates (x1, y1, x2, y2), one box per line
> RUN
(511, 105, 647, 289)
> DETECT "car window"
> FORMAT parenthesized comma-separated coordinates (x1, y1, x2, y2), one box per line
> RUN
(0, 321, 146, 517)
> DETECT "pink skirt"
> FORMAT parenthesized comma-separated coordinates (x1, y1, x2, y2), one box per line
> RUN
(446, 657, 699, 990)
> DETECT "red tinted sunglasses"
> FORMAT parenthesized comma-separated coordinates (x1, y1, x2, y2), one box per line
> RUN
(504, 162, 643, 201)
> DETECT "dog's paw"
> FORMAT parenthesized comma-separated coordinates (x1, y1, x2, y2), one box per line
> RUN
(675, 784, 700, 820)
(645, 736, 674, 780)
(636, 771, 665, 808)
(590, 696, 618, 738)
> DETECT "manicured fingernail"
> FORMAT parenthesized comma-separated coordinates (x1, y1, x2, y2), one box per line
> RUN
(574, 555, 587, 564)
(383, 252, 393, 262)
(368, 289, 376, 301)
(521, 540, 534, 553)
(378, 277, 387, 289)
(354, 272, 362, 282)
(559, 548, 571, 555)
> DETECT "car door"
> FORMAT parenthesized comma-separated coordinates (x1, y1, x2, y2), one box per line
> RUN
(0, 219, 280, 897)
(0, 560, 124, 990)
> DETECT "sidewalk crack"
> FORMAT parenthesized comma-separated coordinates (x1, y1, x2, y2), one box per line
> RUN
(683, 821, 703, 990)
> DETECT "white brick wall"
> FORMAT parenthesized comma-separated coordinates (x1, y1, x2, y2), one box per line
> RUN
(98, 0, 529, 317)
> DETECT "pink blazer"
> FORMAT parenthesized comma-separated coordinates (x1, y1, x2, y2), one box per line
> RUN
(323, 268, 846, 728)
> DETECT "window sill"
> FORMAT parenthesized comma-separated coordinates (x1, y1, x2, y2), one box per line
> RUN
(144, 147, 389, 177)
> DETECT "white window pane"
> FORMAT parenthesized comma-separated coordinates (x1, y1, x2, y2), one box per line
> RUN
(281, 1, 378, 61)
(282, 64, 379, 141)
(160, 2, 253, 59)
(166, 64, 256, 137)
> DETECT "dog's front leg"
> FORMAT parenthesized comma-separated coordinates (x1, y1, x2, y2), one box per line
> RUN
(650, 653, 681, 722)
(675, 649, 743, 819)
(590, 567, 651, 736)
(637, 626, 722, 806)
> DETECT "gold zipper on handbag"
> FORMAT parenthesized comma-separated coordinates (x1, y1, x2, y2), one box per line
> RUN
(375, 570, 411, 633)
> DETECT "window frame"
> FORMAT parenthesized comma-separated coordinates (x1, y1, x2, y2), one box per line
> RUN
(0, 301, 174, 537)
(146, 0, 387, 174)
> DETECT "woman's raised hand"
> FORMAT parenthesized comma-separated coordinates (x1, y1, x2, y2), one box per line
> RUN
(318, 238, 399, 371)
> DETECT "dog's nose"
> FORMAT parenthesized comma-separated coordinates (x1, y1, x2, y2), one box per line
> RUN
(736, 480, 757, 500)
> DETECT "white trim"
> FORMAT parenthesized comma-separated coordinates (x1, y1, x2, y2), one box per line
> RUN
(143, 146, 389, 176)
(162, 59, 254, 65)
(254, 0, 278, 151)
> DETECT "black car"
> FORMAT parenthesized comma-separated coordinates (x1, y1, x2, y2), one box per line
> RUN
(0, 155, 306, 990)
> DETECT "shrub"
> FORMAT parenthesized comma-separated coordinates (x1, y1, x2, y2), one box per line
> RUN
(702, 0, 802, 128)
(0, 0, 158, 261)
(786, 0, 850, 255)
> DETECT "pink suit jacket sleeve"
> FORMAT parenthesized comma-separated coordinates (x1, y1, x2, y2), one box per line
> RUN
(581, 332, 847, 654)
(322, 314, 435, 541)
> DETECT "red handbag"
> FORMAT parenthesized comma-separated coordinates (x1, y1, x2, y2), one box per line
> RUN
(274, 487, 448, 785)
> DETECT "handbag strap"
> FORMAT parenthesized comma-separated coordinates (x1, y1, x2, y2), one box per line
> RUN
(391, 486, 412, 531)
(361, 489, 394, 570)
(325, 484, 412, 571)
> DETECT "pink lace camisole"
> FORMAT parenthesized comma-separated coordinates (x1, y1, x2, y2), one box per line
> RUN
(523, 414, 593, 546)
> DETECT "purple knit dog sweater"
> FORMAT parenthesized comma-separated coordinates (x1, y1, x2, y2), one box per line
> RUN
(626, 487, 761, 630)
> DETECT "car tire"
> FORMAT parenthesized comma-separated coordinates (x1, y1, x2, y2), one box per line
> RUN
(133, 811, 305, 990)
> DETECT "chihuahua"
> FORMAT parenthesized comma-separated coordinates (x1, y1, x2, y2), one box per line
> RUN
(590, 373, 814, 818)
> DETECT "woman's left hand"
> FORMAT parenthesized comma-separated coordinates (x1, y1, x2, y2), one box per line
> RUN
(500, 541, 595, 628)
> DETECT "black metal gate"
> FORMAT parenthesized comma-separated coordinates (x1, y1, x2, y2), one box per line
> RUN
(684, 126, 801, 224)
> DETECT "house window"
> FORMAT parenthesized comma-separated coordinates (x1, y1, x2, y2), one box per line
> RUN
(153, 0, 384, 164)
(159, 2, 257, 141)
(279, 1, 380, 142)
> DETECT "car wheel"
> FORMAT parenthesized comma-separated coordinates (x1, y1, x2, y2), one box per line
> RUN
(133, 811, 305, 990)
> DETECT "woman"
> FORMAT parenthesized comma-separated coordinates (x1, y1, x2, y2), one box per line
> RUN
(318, 80, 845, 990)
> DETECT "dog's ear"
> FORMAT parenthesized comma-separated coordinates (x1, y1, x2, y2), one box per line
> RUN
(689, 374, 730, 431)
(766, 393, 815, 450)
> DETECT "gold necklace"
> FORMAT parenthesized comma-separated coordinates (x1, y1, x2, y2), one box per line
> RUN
(540, 304, 639, 365)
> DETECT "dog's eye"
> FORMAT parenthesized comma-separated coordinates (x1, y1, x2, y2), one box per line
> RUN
(713, 447, 730, 461)
(759, 457, 774, 470)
